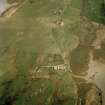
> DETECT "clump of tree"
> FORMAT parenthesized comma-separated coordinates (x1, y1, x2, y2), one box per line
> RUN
(0, 77, 27, 105)
(100, 1, 105, 24)
(83, 0, 105, 24)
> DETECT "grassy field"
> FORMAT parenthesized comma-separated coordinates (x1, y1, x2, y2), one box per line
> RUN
(0, 0, 79, 105)
(0, 0, 104, 105)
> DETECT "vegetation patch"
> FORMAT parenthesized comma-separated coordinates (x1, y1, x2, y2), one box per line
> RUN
(83, 0, 105, 24)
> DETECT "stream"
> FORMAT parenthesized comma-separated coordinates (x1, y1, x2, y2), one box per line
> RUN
(0, 0, 10, 15)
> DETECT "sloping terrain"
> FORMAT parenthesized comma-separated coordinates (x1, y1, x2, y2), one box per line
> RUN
(0, 0, 79, 105)
(0, 0, 104, 105)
